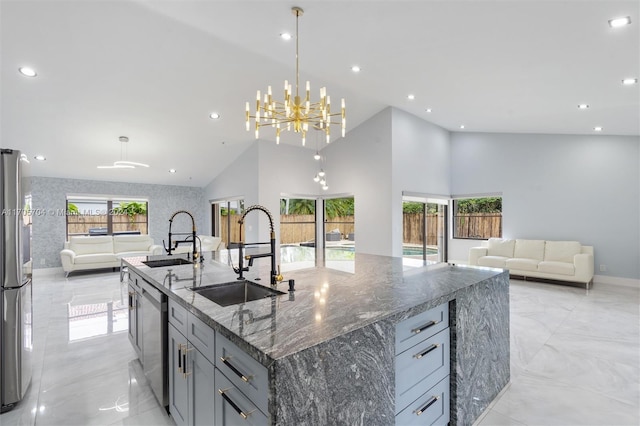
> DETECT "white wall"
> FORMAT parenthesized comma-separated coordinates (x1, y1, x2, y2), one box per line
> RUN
(203, 140, 320, 261)
(391, 108, 451, 257)
(450, 132, 640, 280)
(322, 108, 393, 256)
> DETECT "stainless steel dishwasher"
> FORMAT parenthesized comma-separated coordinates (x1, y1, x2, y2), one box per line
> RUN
(141, 280, 168, 408)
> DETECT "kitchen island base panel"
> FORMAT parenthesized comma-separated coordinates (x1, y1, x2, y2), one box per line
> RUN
(272, 271, 510, 426)
(451, 273, 510, 425)
(273, 319, 396, 425)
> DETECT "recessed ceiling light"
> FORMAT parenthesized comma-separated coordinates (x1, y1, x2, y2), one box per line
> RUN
(578, 104, 589, 109)
(407, 94, 415, 100)
(280, 33, 292, 40)
(351, 65, 361, 73)
(594, 126, 603, 132)
(425, 108, 432, 113)
(169, 169, 177, 173)
(18, 67, 37, 77)
(460, 125, 465, 129)
(209, 112, 220, 119)
(608, 16, 631, 28)
(34, 155, 46, 161)
(622, 78, 638, 85)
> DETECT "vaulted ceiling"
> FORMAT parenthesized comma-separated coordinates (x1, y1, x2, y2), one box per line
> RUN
(2, 1, 638, 186)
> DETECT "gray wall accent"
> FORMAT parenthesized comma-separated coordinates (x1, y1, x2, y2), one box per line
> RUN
(31, 176, 205, 269)
(450, 132, 640, 280)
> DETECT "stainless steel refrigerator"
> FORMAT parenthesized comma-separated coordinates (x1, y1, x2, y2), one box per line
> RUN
(0, 149, 33, 413)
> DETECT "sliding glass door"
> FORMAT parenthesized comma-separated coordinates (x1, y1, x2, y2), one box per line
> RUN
(280, 197, 317, 271)
(402, 197, 447, 266)
(323, 196, 355, 270)
(211, 199, 244, 249)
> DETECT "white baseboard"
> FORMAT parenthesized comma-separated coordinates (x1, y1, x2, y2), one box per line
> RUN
(593, 274, 640, 288)
(32, 267, 63, 278)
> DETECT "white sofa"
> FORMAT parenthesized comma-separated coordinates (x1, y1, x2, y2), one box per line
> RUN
(469, 238, 594, 287)
(60, 235, 163, 276)
(172, 235, 224, 254)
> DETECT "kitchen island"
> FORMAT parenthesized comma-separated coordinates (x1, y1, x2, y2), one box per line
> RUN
(124, 252, 509, 425)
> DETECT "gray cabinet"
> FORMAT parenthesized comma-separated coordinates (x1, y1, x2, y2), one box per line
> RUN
(127, 273, 143, 359)
(166, 299, 270, 425)
(168, 302, 217, 426)
(215, 333, 268, 416)
(395, 302, 450, 425)
(169, 323, 189, 426)
(214, 369, 268, 426)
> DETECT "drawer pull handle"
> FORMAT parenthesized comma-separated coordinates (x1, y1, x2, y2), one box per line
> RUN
(411, 320, 438, 334)
(220, 356, 252, 383)
(414, 396, 439, 416)
(414, 343, 439, 359)
(218, 388, 251, 419)
(177, 344, 182, 373)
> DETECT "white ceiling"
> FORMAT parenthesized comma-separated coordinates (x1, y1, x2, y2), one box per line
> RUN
(2, 0, 638, 187)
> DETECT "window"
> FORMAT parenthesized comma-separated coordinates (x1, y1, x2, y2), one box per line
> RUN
(211, 199, 244, 249)
(280, 198, 317, 271)
(452, 197, 502, 239)
(66, 197, 148, 239)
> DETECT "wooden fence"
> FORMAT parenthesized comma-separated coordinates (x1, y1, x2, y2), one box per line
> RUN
(403, 213, 502, 244)
(220, 214, 355, 245)
(221, 213, 500, 246)
(67, 214, 148, 235)
(453, 213, 502, 239)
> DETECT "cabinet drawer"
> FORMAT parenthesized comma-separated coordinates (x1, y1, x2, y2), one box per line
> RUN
(168, 298, 188, 336)
(215, 369, 268, 426)
(395, 375, 450, 426)
(216, 333, 268, 415)
(396, 328, 450, 413)
(188, 313, 216, 365)
(396, 302, 449, 355)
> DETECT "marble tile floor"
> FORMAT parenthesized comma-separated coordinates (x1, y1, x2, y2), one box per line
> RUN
(474, 279, 640, 426)
(0, 271, 638, 425)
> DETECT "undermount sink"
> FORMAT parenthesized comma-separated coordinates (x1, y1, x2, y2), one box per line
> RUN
(192, 280, 284, 307)
(142, 258, 193, 268)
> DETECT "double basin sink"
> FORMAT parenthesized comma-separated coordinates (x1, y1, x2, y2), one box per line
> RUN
(142, 257, 284, 307)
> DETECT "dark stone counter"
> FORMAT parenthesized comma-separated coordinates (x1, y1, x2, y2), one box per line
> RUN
(124, 252, 509, 425)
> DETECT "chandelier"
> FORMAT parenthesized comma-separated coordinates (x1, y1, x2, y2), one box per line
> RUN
(245, 6, 346, 145)
(97, 136, 149, 169)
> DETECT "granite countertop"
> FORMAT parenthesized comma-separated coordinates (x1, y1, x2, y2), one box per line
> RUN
(123, 252, 504, 364)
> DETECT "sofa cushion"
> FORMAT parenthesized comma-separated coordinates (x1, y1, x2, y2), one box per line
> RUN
(69, 236, 114, 256)
(544, 241, 581, 263)
(506, 258, 539, 272)
(538, 261, 575, 276)
(487, 238, 515, 258)
(73, 253, 117, 265)
(477, 256, 509, 268)
(514, 239, 545, 261)
(113, 235, 152, 254)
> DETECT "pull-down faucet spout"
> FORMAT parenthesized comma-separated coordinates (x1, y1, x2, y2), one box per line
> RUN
(234, 205, 281, 286)
(163, 210, 198, 260)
